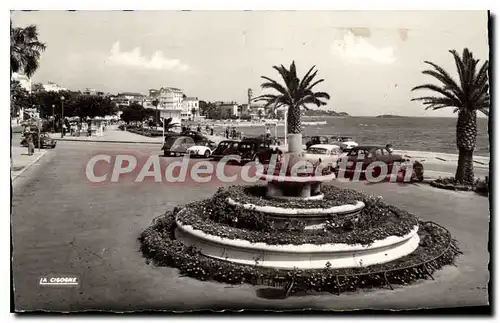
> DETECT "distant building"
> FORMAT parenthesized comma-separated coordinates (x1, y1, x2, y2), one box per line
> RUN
(181, 97, 199, 121)
(41, 82, 67, 92)
(11, 73, 32, 93)
(217, 101, 240, 119)
(111, 92, 145, 107)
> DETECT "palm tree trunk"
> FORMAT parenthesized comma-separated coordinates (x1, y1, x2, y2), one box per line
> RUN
(455, 110, 477, 185)
(455, 148, 466, 182)
(287, 105, 303, 153)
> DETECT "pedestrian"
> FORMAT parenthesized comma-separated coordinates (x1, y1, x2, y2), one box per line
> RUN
(225, 127, 229, 139)
(27, 133, 34, 156)
(210, 125, 214, 136)
(232, 127, 236, 139)
(197, 124, 201, 132)
(266, 127, 271, 139)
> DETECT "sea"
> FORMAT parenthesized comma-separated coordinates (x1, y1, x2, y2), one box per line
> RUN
(218, 116, 490, 156)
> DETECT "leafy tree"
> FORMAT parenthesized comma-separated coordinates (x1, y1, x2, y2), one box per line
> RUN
(10, 80, 32, 117)
(253, 61, 330, 145)
(412, 48, 489, 184)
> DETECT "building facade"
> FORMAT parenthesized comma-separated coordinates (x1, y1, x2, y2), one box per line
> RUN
(41, 82, 67, 92)
(181, 97, 199, 121)
(217, 102, 240, 119)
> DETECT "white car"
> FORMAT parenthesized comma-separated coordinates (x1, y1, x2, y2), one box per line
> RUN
(303, 144, 345, 168)
(333, 136, 358, 152)
(186, 145, 213, 158)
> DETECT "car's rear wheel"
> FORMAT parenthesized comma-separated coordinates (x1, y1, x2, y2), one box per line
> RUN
(204, 150, 210, 158)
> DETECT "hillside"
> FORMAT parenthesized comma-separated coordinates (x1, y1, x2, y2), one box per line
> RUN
(303, 110, 349, 117)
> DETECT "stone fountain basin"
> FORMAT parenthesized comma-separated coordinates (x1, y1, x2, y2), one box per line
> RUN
(257, 172, 336, 183)
(175, 215, 420, 269)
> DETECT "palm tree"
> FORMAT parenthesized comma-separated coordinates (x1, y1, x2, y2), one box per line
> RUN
(10, 22, 46, 78)
(411, 48, 489, 184)
(191, 107, 197, 122)
(161, 117, 179, 132)
(253, 61, 330, 152)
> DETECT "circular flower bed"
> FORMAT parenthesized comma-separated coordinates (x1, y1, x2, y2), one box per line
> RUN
(430, 177, 475, 191)
(139, 209, 460, 295)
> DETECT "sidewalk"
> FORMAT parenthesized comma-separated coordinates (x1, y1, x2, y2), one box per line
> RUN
(52, 129, 164, 144)
(11, 146, 48, 181)
(52, 129, 228, 145)
(393, 149, 490, 169)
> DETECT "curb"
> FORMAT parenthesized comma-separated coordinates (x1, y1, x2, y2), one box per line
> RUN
(11, 150, 49, 181)
(54, 138, 162, 145)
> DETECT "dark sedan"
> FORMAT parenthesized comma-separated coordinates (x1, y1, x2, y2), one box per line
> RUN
(306, 136, 329, 149)
(211, 140, 240, 160)
(336, 146, 415, 180)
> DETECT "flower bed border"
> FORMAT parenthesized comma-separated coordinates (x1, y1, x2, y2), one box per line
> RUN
(139, 210, 460, 296)
(430, 180, 475, 191)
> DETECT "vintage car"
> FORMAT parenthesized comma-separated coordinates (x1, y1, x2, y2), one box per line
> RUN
(20, 132, 57, 149)
(211, 140, 241, 161)
(162, 136, 195, 157)
(332, 136, 358, 152)
(336, 145, 414, 180)
(180, 130, 209, 143)
(303, 144, 344, 169)
(236, 138, 281, 164)
(305, 136, 329, 149)
(186, 140, 217, 158)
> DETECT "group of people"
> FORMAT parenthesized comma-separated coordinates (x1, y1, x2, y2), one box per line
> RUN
(225, 126, 243, 139)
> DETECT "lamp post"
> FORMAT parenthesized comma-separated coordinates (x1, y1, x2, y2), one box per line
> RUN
(60, 96, 65, 138)
(52, 104, 55, 133)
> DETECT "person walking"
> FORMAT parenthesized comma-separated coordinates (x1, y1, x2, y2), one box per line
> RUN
(266, 127, 271, 139)
(210, 125, 214, 136)
(27, 133, 34, 156)
(225, 127, 229, 139)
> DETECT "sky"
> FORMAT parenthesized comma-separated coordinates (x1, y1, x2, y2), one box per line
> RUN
(11, 10, 490, 117)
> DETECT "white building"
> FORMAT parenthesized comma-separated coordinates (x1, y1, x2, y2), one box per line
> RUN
(41, 82, 67, 92)
(11, 72, 32, 93)
(181, 97, 199, 121)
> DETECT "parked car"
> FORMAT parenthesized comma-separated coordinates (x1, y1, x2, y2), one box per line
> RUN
(162, 136, 195, 157)
(332, 136, 358, 152)
(336, 145, 411, 179)
(20, 132, 57, 149)
(306, 136, 329, 149)
(211, 140, 240, 161)
(233, 138, 281, 164)
(180, 130, 208, 143)
(186, 140, 217, 158)
(303, 144, 344, 169)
